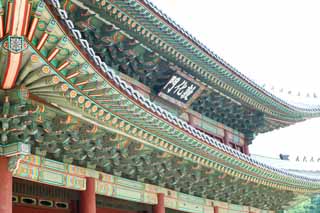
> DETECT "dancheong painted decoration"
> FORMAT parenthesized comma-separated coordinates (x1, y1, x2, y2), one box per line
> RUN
(0, 0, 319, 212)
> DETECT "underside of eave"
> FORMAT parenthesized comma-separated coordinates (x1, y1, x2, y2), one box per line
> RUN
(0, 0, 320, 210)
(109, 0, 320, 119)
(54, 0, 316, 137)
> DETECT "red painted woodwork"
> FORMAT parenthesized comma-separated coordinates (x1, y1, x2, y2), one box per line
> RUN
(13, 205, 70, 213)
(0, 157, 12, 213)
(97, 207, 136, 213)
(243, 144, 250, 155)
(70, 200, 78, 213)
(223, 130, 231, 147)
(213, 206, 219, 213)
(80, 177, 96, 213)
(153, 193, 165, 213)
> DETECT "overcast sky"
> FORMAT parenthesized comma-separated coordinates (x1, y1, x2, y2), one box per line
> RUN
(151, 0, 320, 158)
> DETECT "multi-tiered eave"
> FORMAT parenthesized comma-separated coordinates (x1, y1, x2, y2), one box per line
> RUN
(0, 0, 319, 211)
(136, 0, 320, 116)
(64, 0, 320, 136)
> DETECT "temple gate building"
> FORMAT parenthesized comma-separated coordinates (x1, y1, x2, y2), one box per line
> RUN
(0, 0, 319, 212)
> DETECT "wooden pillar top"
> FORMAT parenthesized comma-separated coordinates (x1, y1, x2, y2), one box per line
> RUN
(153, 193, 165, 213)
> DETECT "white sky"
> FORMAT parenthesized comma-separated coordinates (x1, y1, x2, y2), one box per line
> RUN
(151, 0, 320, 158)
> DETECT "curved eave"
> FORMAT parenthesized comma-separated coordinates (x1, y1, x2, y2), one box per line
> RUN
(43, 0, 320, 189)
(1, 0, 316, 197)
(114, 0, 320, 120)
(1, 0, 320, 209)
(61, 0, 319, 134)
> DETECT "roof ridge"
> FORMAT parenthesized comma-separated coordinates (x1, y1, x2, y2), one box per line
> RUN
(140, 0, 320, 114)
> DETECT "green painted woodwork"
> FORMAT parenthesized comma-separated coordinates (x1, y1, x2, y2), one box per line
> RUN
(60, 0, 320, 137)
(15, 154, 277, 213)
(192, 90, 268, 135)
(39, 169, 65, 186)
(115, 177, 145, 190)
(0, 0, 318, 211)
(114, 186, 143, 202)
(284, 195, 320, 213)
(65, 0, 276, 136)
(1, 57, 304, 197)
(15, 155, 86, 190)
(0, 142, 30, 156)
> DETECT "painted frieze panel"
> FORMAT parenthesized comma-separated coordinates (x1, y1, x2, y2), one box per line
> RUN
(113, 186, 143, 202)
(164, 197, 178, 209)
(229, 204, 248, 212)
(95, 180, 113, 196)
(177, 201, 204, 213)
(68, 165, 86, 176)
(12, 155, 306, 211)
(65, 175, 86, 190)
(115, 176, 145, 190)
(39, 169, 65, 186)
(24, 155, 41, 166)
(1, 142, 30, 156)
(15, 162, 39, 180)
(178, 192, 205, 205)
(144, 184, 158, 193)
(42, 158, 66, 172)
(14, 156, 86, 190)
(143, 192, 157, 205)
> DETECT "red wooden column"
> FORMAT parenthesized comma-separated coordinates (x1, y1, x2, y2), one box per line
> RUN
(0, 157, 12, 213)
(243, 144, 250, 155)
(213, 206, 219, 213)
(80, 177, 96, 213)
(153, 193, 165, 213)
(223, 130, 231, 147)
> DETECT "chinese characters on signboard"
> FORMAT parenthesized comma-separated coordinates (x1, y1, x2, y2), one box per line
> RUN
(161, 74, 200, 103)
